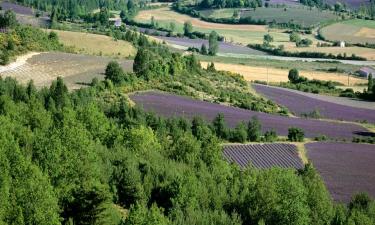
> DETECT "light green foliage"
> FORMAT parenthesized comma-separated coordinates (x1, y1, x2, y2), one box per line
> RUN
(208, 31, 219, 56)
(288, 127, 305, 142)
(247, 116, 261, 142)
(183, 21, 193, 36)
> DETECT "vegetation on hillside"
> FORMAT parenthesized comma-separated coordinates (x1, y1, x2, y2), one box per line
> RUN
(0, 10, 66, 65)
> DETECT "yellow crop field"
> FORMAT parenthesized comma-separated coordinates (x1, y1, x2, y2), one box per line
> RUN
(50, 29, 136, 57)
(201, 62, 367, 86)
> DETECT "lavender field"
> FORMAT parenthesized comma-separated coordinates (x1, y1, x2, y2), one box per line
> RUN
(223, 143, 303, 169)
(157, 36, 268, 55)
(0, 1, 33, 15)
(130, 91, 371, 139)
(306, 142, 375, 202)
(253, 84, 375, 123)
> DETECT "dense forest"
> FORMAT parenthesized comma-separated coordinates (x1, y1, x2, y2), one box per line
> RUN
(1, 20, 375, 224)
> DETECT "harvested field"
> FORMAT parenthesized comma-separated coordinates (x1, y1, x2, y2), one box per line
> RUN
(135, 7, 289, 45)
(49, 30, 136, 58)
(223, 143, 304, 169)
(200, 62, 366, 85)
(0, 52, 133, 89)
(306, 142, 375, 202)
(253, 84, 375, 123)
(321, 19, 375, 45)
(130, 91, 371, 139)
(158, 36, 268, 55)
(135, 7, 267, 31)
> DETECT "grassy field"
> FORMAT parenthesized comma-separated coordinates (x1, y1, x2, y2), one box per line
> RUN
(201, 61, 366, 86)
(197, 55, 362, 72)
(200, 7, 339, 27)
(49, 29, 137, 58)
(320, 19, 375, 45)
(135, 7, 289, 44)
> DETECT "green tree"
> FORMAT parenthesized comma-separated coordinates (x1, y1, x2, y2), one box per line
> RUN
(368, 73, 373, 93)
(290, 32, 301, 42)
(231, 122, 248, 143)
(213, 113, 228, 139)
(288, 68, 300, 84)
(208, 31, 219, 56)
(184, 21, 193, 36)
(247, 116, 261, 142)
(264, 34, 274, 43)
(288, 127, 305, 142)
(105, 61, 125, 84)
(200, 43, 208, 55)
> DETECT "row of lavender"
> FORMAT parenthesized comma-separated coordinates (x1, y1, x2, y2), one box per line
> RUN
(253, 84, 375, 124)
(223, 143, 303, 169)
(130, 91, 370, 140)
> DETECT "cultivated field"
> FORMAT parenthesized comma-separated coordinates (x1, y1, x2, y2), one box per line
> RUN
(130, 91, 370, 139)
(223, 143, 304, 169)
(306, 142, 375, 202)
(136, 7, 375, 59)
(135, 7, 289, 44)
(253, 84, 375, 123)
(158, 36, 268, 55)
(200, 61, 366, 85)
(320, 19, 375, 45)
(0, 52, 133, 89)
(324, 0, 370, 9)
(0, 1, 49, 27)
(200, 7, 339, 27)
(49, 30, 137, 58)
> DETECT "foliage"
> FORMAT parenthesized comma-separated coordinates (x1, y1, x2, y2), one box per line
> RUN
(288, 127, 305, 142)
(247, 116, 261, 142)
(0, 25, 65, 65)
(208, 31, 219, 56)
(288, 68, 300, 84)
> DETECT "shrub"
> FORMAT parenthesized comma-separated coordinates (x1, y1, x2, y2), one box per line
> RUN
(288, 68, 300, 84)
(263, 130, 277, 142)
(288, 127, 305, 142)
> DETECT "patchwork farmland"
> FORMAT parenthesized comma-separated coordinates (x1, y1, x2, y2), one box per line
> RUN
(321, 19, 375, 45)
(130, 91, 370, 139)
(253, 84, 375, 123)
(199, 7, 339, 27)
(306, 142, 375, 202)
(223, 143, 304, 169)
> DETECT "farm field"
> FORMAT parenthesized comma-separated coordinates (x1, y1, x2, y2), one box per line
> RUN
(0, 1, 49, 27)
(306, 142, 375, 202)
(49, 30, 137, 58)
(200, 61, 366, 85)
(197, 54, 362, 72)
(320, 19, 375, 45)
(135, 7, 289, 44)
(324, 0, 370, 9)
(136, 7, 375, 60)
(130, 91, 371, 139)
(253, 84, 375, 123)
(0, 52, 133, 89)
(200, 7, 339, 27)
(157, 36, 268, 55)
(223, 143, 304, 169)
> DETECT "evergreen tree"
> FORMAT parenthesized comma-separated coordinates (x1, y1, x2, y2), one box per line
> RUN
(247, 116, 261, 142)
(105, 61, 125, 84)
(183, 21, 193, 36)
(208, 31, 219, 56)
(368, 73, 373, 93)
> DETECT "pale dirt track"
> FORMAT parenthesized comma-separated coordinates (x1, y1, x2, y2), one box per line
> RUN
(201, 62, 367, 86)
